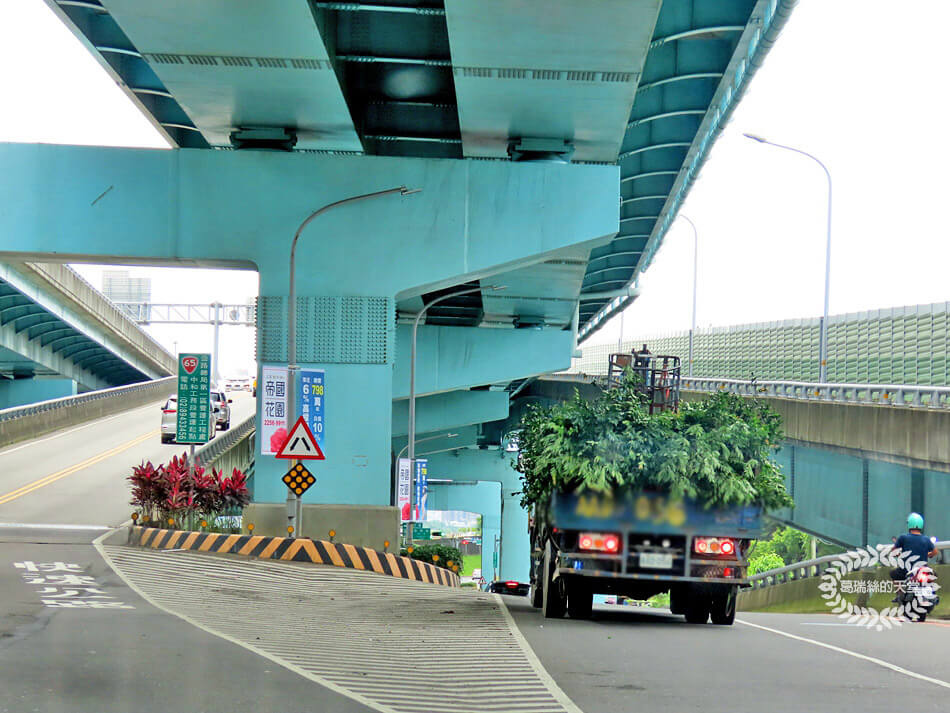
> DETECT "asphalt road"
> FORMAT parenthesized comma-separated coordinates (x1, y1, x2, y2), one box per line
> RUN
(0, 391, 257, 527)
(0, 393, 377, 713)
(506, 596, 950, 713)
(3, 394, 949, 712)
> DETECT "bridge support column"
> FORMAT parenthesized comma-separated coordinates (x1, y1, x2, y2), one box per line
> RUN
(247, 282, 399, 544)
(425, 449, 529, 583)
(428, 480, 502, 583)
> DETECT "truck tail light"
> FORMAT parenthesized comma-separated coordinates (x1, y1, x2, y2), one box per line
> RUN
(578, 532, 620, 554)
(694, 537, 736, 556)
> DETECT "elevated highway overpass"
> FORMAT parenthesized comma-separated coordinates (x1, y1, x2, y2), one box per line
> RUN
(0, 261, 174, 407)
(1, 0, 799, 558)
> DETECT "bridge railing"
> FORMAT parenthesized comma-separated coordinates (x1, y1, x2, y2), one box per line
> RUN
(747, 541, 950, 590)
(0, 377, 176, 447)
(682, 377, 950, 409)
(194, 414, 256, 485)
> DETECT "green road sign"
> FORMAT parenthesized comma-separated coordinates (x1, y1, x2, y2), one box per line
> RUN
(412, 525, 431, 540)
(176, 353, 211, 444)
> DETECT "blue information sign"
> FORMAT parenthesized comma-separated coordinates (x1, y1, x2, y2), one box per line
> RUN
(299, 369, 325, 448)
(414, 458, 428, 522)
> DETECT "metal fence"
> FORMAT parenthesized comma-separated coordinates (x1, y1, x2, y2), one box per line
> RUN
(682, 377, 950, 410)
(574, 301, 950, 386)
(748, 541, 950, 590)
(194, 414, 256, 487)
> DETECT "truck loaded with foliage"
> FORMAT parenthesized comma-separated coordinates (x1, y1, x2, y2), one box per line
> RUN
(515, 353, 791, 626)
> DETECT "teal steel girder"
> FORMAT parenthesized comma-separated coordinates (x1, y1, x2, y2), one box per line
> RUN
(391, 390, 509, 439)
(579, 0, 798, 341)
(392, 325, 574, 400)
(0, 267, 153, 387)
(43, 0, 205, 148)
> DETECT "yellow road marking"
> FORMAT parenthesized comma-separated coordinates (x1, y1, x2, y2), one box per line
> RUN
(0, 429, 158, 505)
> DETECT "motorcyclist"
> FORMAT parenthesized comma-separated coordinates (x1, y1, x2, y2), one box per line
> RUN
(889, 512, 938, 600)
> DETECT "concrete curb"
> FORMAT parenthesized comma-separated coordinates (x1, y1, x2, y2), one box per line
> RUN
(128, 526, 460, 588)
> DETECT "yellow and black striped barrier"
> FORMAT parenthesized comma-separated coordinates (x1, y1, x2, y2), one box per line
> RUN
(129, 527, 460, 588)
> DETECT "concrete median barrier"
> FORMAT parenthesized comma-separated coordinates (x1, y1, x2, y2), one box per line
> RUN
(127, 525, 460, 587)
(0, 377, 175, 448)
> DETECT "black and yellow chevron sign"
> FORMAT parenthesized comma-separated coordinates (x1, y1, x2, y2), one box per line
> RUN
(282, 463, 316, 496)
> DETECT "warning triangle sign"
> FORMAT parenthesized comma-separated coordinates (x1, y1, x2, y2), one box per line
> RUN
(275, 416, 325, 460)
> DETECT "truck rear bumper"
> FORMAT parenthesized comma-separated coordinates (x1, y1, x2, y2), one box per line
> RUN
(557, 567, 750, 587)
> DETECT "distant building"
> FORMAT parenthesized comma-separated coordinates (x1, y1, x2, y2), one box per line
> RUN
(102, 270, 151, 322)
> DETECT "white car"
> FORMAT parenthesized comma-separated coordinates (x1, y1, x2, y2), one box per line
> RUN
(160, 396, 218, 444)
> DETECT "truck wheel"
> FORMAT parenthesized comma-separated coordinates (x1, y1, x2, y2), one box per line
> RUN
(684, 597, 710, 624)
(542, 541, 566, 619)
(669, 587, 685, 615)
(710, 587, 737, 626)
(530, 583, 543, 608)
(567, 579, 593, 619)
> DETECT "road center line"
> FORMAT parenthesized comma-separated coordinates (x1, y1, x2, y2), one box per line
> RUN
(737, 618, 950, 690)
(0, 430, 157, 505)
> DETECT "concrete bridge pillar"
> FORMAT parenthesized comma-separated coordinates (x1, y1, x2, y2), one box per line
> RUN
(428, 480, 502, 583)
(425, 449, 529, 583)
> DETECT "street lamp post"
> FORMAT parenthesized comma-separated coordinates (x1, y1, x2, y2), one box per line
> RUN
(286, 186, 420, 536)
(406, 285, 502, 544)
(744, 133, 833, 383)
(679, 215, 698, 378)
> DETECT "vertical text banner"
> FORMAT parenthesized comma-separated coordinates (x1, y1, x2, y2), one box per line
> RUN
(414, 458, 428, 522)
(261, 365, 288, 455)
(300, 369, 326, 449)
(397, 458, 411, 522)
(176, 353, 210, 444)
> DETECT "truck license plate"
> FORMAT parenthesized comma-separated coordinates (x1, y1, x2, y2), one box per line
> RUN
(640, 553, 673, 569)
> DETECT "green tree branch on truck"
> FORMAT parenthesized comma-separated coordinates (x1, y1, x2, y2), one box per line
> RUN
(514, 357, 792, 626)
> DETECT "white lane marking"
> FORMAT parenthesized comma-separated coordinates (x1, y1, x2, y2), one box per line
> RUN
(0, 522, 110, 530)
(92, 529, 400, 713)
(799, 622, 880, 627)
(0, 401, 163, 457)
(495, 596, 585, 713)
(96, 533, 577, 713)
(737, 619, 950, 689)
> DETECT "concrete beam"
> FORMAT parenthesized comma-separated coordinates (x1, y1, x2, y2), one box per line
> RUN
(393, 325, 573, 399)
(393, 426, 480, 457)
(684, 391, 950, 473)
(392, 425, 481, 461)
(0, 144, 618, 297)
(391, 390, 508, 438)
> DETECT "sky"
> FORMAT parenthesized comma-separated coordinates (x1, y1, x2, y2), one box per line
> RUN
(2, 0, 949, 360)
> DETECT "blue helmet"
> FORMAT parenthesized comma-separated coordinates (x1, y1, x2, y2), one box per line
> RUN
(907, 512, 924, 530)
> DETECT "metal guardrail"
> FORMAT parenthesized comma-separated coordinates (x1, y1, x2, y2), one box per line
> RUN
(682, 377, 950, 409)
(748, 541, 950, 590)
(0, 377, 175, 423)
